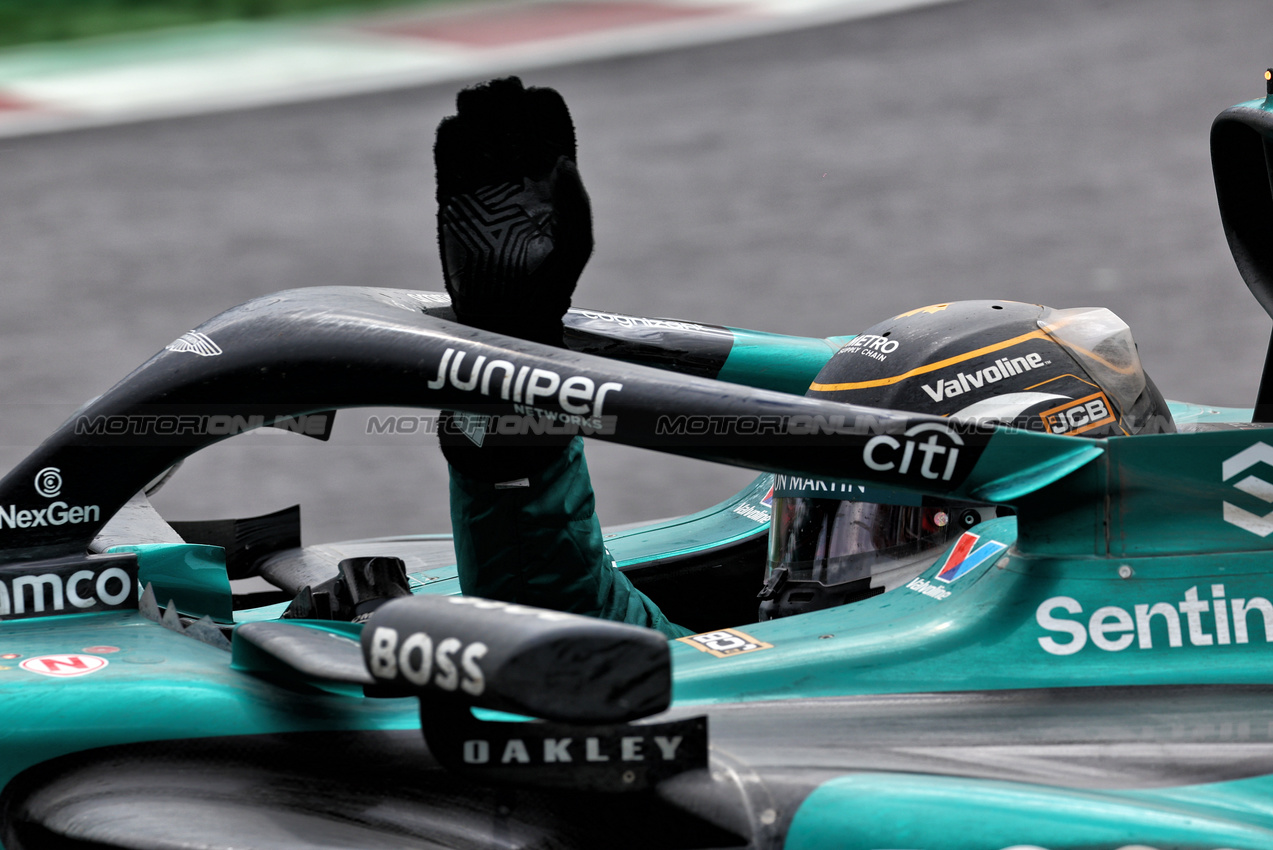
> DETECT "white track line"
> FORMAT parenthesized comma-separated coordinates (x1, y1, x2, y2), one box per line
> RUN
(0, 0, 961, 138)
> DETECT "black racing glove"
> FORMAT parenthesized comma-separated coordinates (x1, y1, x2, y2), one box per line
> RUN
(435, 76, 593, 346)
(434, 77, 593, 481)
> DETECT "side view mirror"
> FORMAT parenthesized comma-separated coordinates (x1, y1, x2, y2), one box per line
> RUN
(361, 595, 706, 792)
(361, 594, 671, 724)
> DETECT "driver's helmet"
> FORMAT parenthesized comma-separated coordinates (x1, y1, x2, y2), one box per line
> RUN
(758, 300, 1174, 620)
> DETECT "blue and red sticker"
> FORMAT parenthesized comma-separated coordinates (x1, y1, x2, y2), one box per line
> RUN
(934, 532, 1007, 584)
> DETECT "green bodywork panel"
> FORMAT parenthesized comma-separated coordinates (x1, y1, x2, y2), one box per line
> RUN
(109, 543, 234, 622)
(786, 772, 1273, 849)
(4, 312, 1273, 846)
(716, 327, 854, 392)
(0, 611, 418, 792)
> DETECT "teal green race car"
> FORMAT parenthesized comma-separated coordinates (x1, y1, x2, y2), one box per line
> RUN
(5, 76, 1273, 850)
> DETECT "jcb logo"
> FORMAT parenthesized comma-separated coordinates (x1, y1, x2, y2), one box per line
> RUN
(1041, 392, 1114, 436)
(1222, 442, 1273, 537)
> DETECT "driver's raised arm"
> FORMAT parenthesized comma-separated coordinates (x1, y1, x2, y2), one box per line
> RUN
(433, 77, 689, 639)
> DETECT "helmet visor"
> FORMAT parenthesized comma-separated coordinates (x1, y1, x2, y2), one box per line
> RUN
(767, 496, 960, 593)
(1038, 306, 1146, 418)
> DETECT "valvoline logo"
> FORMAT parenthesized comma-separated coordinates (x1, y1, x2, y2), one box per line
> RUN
(760, 485, 773, 508)
(934, 532, 1007, 584)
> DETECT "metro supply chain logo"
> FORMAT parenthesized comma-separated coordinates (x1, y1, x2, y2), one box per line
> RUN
(840, 334, 899, 362)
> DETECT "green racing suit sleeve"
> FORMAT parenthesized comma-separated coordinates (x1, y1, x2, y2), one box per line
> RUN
(449, 436, 692, 639)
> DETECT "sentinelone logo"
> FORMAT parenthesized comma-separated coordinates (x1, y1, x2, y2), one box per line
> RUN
(1036, 584, 1273, 655)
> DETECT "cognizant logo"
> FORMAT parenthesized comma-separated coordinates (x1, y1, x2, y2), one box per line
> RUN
(1036, 584, 1273, 655)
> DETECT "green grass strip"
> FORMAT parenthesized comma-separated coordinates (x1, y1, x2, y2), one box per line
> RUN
(0, 0, 447, 49)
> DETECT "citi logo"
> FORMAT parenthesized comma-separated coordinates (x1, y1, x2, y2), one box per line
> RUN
(863, 423, 965, 482)
(921, 352, 1046, 401)
(1222, 442, 1273, 537)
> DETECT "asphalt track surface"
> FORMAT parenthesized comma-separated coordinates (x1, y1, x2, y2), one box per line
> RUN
(2, 0, 1271, 545)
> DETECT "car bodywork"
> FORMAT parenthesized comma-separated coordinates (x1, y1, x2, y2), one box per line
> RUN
(3, 84, 1273, 850)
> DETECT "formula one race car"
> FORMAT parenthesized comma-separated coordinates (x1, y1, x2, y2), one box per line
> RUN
(6, 79, 1273, 850)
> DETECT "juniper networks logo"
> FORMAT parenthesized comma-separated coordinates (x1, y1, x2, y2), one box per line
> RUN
(1222, 442, 1273, 536)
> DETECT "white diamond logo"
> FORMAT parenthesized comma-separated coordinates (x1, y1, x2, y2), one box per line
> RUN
(1222, 442, 1273, 536)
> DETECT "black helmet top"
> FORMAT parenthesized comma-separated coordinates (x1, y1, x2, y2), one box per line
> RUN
(759, 300, 1174, 620)
(805, 300, 1173, 436)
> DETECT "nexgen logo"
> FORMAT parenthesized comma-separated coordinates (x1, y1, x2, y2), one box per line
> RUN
(0, 502, 101, 530)
(1222, 442, 1273, 537)
(863, 423, 965, 481)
